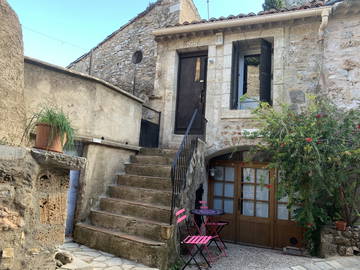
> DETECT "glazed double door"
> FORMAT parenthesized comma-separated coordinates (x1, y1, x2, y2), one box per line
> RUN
(208, 161, 303, 248)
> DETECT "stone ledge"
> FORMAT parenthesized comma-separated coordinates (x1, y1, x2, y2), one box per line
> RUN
(31, 148, 86, 171)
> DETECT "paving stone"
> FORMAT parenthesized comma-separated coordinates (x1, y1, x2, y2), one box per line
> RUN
(60, 257, 93, 270)
(107, 267, 124, 270)
(106, 258, 124, 266)
(303, 263, 323, 270)
(325, 260, 343, 269)
(93, 255, 109, 262)
(314, 262, 333, 270)
(291, 266, 307, 270)
(89, 261, 107, 267)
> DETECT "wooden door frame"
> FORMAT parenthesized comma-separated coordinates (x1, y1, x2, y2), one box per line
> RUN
(174, 50, 208, 135)
(208, 160, 295, 248)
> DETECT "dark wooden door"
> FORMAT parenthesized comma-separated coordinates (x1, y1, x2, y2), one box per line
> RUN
(209, 161, 304, 248)
(175, 51, 207, 134)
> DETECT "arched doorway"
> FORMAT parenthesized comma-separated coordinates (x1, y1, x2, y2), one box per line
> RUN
(207, 149, 304, 249)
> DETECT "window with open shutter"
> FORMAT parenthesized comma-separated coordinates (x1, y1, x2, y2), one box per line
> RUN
(230, 39, 273, 110)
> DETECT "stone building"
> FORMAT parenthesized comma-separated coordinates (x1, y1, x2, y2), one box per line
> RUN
(68, 0, 200, 103)
(150, 0, 360, 250)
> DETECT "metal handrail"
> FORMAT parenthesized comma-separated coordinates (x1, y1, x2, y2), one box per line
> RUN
(170, 109, 202, 225)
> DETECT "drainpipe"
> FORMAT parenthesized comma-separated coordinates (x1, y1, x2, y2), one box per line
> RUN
(319, 9, 331, 42)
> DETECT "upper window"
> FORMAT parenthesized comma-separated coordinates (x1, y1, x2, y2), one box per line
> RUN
(230, 39, 273, 110)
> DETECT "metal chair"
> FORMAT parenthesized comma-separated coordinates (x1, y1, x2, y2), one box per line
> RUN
(176, 208, 213, 269)
(199, 201, 228, 255)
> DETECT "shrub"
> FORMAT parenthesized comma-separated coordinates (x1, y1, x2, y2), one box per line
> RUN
(247, 96, 360, 254)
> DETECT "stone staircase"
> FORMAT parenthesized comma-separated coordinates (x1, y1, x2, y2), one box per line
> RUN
(73, 148, 178, 269)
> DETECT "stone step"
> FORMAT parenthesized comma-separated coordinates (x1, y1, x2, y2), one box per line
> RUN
(108, 185, 171, 207)
(100, 197, 171, 223)
(130, 155, 173, 165)
(139, 148, 177, 158)
(73, 223, 167, 269)
(125, 164, 171, 178)
(90, 210, 173, 242)
(117, 174, 172, 191)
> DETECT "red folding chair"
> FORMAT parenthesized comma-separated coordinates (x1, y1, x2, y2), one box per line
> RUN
(176, 208, 213, 269)
(199, 201, 228, 256)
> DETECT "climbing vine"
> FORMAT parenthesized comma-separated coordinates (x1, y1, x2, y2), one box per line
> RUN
(247, 96, 360, 254)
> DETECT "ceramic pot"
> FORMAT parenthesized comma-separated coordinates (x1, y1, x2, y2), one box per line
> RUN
(335, 220, 347, 231)
(35, 123, 66, 153)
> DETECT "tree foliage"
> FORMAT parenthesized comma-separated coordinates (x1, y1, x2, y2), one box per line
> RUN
(263, 0, 285, 10)
(248, 97, 360, 254)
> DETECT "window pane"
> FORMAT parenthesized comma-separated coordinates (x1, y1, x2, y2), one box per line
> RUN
(256, 202, 269, 218)
(224, 183, 234, 197)
(256, 169, 269, 184)
(242, 201, 254, 216)
(243, 184, 254, 199)
(243, 168, 255, 183)
(277, 204, 289, 220)
(214, 198, 222, 210)
(224, 199, 233, 214)
(225, 167, 235, 182)
(256, 186, 269, 201)
(214, 167, 224, 181)
(214, 183, 223, 196)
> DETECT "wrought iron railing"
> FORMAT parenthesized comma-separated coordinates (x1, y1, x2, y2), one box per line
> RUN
(170, 109, 206, 225)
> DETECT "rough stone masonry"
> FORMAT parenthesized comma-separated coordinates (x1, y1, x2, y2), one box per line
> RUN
(0, 146, 85, 270)
(68, 0, 200, 104)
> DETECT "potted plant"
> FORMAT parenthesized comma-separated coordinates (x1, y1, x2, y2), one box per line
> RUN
(26, 107, 74, 153)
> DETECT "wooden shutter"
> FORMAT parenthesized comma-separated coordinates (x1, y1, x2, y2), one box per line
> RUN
(260, 39, 272, 104)
(230, 41, 241, 109)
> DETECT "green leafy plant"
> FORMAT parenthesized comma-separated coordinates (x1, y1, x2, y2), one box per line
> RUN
(169, 259, 183, 270)
(263, 0, 285, 10)
(24, 106, 75, 150)
(246, 96, 360, 254)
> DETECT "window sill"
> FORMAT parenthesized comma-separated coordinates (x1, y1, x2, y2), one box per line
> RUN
(220, 109, 255, 120)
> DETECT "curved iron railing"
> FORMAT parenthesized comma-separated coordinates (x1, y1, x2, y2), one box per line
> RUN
(170, 109, 206, 225)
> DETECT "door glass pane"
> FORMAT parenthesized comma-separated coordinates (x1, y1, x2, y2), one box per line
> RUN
(214, 167, 224, 180)
(224, 199, 233, 214)
(224, 183, 234, 197)
(243, 184, 254, 199)
(243, 168, 255, 183)
(256, 202, 269, 218)
(256, 186, 269, 201)
(214, 198, 222, 210)
(277, 204, 289, 220)
(225, 167, 235, 182)
(256, 169, 269, 184)
(214, 183, 223, 196)
(242, 201, 254, 216)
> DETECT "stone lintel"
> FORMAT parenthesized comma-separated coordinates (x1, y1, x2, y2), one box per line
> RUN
(31, 149, 86, 171)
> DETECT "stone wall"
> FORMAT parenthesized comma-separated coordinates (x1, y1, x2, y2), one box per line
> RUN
(68, 0, 200, 104)
(75, 143, 136, 223)
(0, 0, 26, 146)
(24, 58, 143, 145)
(178, 139, 207, 211)
(320, 226, 360, 258)
(154, 2, 360, 155)
(0, 146, 85, 270)
(24, 58, 144, 226)
(321, 0, 360, 109)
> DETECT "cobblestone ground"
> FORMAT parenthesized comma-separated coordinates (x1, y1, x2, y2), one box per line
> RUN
(187, 244, 360, 270)
(59, 242, 360, 270)
(58, 241, 158, 270)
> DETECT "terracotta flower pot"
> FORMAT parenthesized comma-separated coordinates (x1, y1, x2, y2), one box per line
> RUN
(335, 220, 347, 231)
(35, 123, 66, 153)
